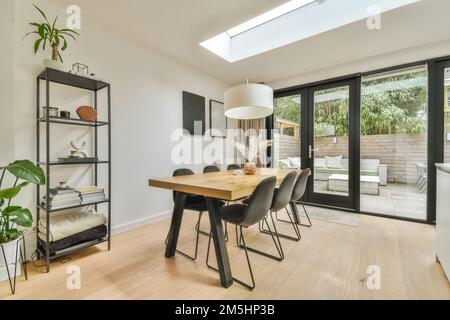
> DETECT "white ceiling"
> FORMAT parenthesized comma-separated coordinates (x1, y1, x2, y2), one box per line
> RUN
(51, 0, 450, 84)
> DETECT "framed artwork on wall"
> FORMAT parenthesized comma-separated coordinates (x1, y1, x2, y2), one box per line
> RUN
(183, 91, 206, 135)
(209, 99, 227, 138)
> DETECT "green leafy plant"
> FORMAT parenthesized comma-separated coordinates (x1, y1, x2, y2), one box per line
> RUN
(274, 71, 428, 137)
(0, 160, 45, 244)
(23, 4, 79, 63)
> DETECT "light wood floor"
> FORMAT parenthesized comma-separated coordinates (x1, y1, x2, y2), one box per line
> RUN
(1, 207, 450, 300)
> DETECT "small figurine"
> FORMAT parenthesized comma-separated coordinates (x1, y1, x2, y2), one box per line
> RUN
(70, 141, 88, 158)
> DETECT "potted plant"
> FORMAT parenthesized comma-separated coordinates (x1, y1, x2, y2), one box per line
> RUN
(23, 4, 79, 71)
(0, 160, 45, 283)
(235, 134, 272, 175)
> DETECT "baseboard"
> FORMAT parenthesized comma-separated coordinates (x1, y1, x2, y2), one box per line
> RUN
(111, 210, 172, 235)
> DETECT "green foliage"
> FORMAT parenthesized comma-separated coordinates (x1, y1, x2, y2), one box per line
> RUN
(274, 71, 428, 136)
(277, 160, 288, 169)
(23, 4, 79, 63)
(0, 160, 45, 244)
(274, 96, 301, 124)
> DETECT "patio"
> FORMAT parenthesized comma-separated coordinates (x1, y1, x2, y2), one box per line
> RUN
(314, 180, 426, 220)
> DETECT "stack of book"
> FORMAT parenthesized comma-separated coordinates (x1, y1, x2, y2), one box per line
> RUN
(42, 188, 81, 210)
(78, 187, 107, 205)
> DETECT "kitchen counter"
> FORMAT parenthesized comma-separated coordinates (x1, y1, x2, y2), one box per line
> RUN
(436, 163, 450, 281)
(436, 163, 450, 174)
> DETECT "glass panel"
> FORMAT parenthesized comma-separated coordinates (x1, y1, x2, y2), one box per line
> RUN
(360, 66, 428, 220)
(445, 67, 450, 163)
(274, 95, 301, 169)
(313, 85, 350, 196)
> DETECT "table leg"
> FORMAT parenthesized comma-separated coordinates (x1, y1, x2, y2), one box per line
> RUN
(165, 192, 187, 258)
(205, 197, 233, 288)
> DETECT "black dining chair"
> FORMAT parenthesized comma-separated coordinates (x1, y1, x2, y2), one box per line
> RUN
(165, 168, 224, 261)
(271, 169, 311, 239)
(195, 165, 229, 240)
(203, 165, 220, 173)
(286, 168, 312, 227)
(256, 171, 300, 245)
(227, 164, 241, 171)
(206, 176, 277, 290)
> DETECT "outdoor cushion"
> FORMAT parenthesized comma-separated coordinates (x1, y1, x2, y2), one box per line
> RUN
(288, 157, 301, 168)
(316, 167, 348, 174)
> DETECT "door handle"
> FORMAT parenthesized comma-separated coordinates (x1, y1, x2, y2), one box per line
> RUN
(309, 145, 315, 159)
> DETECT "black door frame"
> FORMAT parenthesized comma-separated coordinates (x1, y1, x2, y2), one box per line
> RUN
(272, 55, 450, 225)
(269, 87, 309, 196)
(272, 77, 359, 210)
(306, 78, 359, 209)
(427, 59, 450, 223)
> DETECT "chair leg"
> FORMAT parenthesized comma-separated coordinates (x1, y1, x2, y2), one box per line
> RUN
(239, 218, 284, 261)
(298, 201, 312, 228)
(195, 211, 209, 236)
(165, 211, 202, 261)
(206, 227, 255, 290)
(276, 201, 312, 228)
(196, 212, 229, 242)
(262, 209, 301, 241)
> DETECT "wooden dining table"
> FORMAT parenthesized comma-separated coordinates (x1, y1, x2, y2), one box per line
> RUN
(149, 168, 298, 288)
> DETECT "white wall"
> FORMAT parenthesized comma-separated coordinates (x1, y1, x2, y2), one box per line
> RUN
(0, 0, 15, 165)
(12, 0, 230, 250)
(269, 40, 450, 90)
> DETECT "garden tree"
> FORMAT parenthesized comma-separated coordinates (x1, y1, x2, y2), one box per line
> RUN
(274, 96, 301, 124)
(274, 71, 428, 136)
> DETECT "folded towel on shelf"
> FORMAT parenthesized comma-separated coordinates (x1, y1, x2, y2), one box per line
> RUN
(38, 210, 107, 243)
(39, 225, 108, 255)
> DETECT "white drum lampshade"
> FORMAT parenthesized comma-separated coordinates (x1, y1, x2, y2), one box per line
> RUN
(224, 83, 274, 120)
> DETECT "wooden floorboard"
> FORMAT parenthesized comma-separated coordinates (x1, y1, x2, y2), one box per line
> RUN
(1, 207, 449, 300)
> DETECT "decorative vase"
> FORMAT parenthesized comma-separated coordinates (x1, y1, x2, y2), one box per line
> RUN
(0, 238, 22, 283)
(43, 59, 64, 71)
(243, 162, 257, 175)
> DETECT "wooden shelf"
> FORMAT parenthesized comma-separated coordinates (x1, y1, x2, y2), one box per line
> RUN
(38, 116, 109, 127)
(39, 160, 109, 166)
(38, 238, 108, 261)
(38, 199, 110, 213)
(38, 68, 109, 91)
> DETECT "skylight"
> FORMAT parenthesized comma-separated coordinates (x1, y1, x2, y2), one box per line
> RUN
(225, 0, 319, 38)
(200, 0, 420, 63)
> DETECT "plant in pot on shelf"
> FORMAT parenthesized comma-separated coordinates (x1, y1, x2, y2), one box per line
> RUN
(23, 4, 79, 71)
(235, 134, 272, 175)
(0, 160, 45, 283)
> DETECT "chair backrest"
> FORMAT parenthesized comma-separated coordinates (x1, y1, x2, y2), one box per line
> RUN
(271, 171, 298, 211)
(227, 164, 241, 171)
(172, 168, 194, 202)
(203, 165, 220, 173)
(241, 176, 277, 227)
(291, 168, 311, 202)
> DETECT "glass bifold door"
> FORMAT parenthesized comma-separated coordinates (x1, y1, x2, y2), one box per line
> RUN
(274, 65, 435, 222)
(274, 78, 357, 210)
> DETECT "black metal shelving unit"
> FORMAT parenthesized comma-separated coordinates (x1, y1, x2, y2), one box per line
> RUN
(36, 68, 111, 272)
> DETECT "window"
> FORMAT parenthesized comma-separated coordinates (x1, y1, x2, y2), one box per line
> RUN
(200, 0, 419, 63)
(360, 65, 428, 220)
(273, 94, 301, 169)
